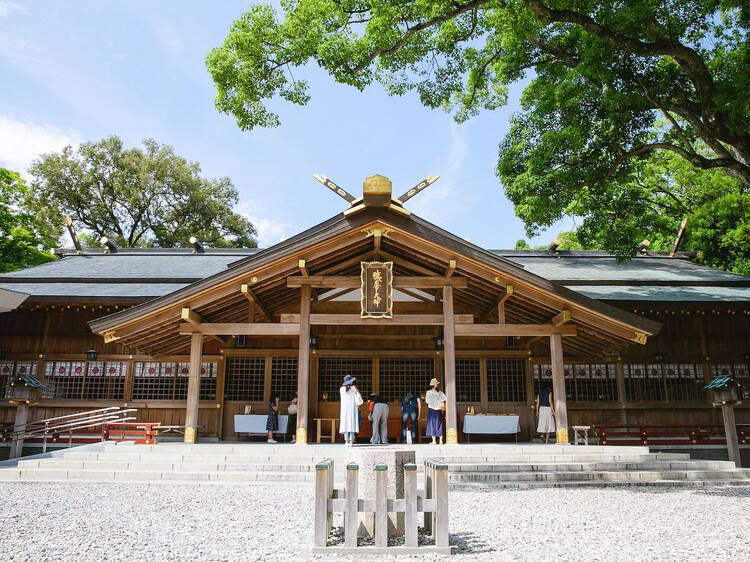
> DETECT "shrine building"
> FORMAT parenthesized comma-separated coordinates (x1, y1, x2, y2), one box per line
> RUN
(1, 174, 749, 444)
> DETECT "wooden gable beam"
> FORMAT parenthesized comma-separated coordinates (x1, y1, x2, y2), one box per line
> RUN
(180, 307, 201, 326)
(480, 285, 514, 323)
(179, 323, 300, 336)
(445, 259, 456, 278)
(298, 259, 309, 277)
(280, 313, 474, 325)
(241, 283, 272, 321)
(455, 324, 577, 337)
(286, 276, 467, 289)
(551, 309, 572, 327)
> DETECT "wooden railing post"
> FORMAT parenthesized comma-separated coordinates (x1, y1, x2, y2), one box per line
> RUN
(424, 460, 434, 534)
(345, 463, 359, 547)
(404, 463, 418, 548)
(375, 464, 388, 547)
(434, 461, 449, 548)
(314, 460, 332, 548)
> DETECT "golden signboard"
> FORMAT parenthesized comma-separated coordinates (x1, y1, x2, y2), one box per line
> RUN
(360, 261, 393, 318)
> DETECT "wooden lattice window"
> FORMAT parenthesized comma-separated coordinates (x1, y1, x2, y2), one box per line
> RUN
(665, 363, 705, 401)
(132, 362, 177, 400)
(734, 363, 750, 401)
(574, 364, 618, 401)
(318, 358, 372, 402)
(378, 358, 434, 403)
(455, 359, 480, 402)
(80, 361, 126, 400)
(224, 357, 265, 401)
(0, 361, 37, 399)
(624, 363, 666, 401)
(270, 357, 298, 401)
(487, 358, 525, 402)
(533, 364, 573, 400)
(44, 361, 86, 399)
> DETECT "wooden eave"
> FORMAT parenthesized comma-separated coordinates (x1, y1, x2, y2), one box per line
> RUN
(89, 208, 660, 356)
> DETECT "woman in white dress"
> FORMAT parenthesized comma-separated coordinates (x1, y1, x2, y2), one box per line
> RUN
(339, 375, 363, 446)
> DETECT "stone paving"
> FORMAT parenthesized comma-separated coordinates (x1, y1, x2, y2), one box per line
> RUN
(1, 481, 749, 561)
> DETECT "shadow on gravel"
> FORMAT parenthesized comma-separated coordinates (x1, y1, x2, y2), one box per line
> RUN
(450, 531, 491, 555)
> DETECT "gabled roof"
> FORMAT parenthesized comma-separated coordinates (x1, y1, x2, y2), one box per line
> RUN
(87, 206, 661, 357)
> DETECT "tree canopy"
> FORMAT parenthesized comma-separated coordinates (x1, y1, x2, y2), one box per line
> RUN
(207, 0, 749, 271)
(0, 168, 56, 272)
(28, 136, 257, 249)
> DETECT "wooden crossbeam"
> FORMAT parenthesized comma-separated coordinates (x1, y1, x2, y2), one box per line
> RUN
(551, 309, 572, 327)
(180, 308, 201, 326)
(480, 285, 514, 323)
(313, 174, 356, 204)
(445, 259, 456, 278)
(179, 323, 300, 336)
(299, 259, 309, 277)
(286, 276, 467, 289)
(395, 175, 439, 204)
(280, 314, 474, 325)
(241, 283, 272, 320)
(455, 324, 577, 337)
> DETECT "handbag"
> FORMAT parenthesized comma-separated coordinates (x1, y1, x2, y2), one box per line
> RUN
(354, 389, 364, 406)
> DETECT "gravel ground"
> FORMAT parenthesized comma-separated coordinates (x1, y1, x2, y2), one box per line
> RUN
(1, 482, 749, 561)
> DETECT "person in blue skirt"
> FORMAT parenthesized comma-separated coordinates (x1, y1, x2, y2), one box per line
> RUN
(266, 393, 280, 443)
(424, 378, 447, 445)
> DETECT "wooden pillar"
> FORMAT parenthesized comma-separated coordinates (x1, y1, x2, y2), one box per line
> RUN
(525, 356, 535, 441)
(9, 403, 30, 459)
(616, 358, 627, 424)
(184, 332, 202, 443)
(721, 403, 742, 467)
(479, 358, 488, 414)
(549, 334, 569, 443)
(443, 286, 458, 444)
(216, 356, 226, 439)
(296, 285, 311, 444)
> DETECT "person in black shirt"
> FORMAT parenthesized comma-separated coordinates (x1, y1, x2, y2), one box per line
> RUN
(401, 392, 422, 444)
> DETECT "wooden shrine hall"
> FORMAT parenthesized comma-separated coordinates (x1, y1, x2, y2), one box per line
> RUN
(1, 174, 749, 445)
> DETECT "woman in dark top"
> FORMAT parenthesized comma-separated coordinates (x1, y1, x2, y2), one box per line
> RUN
(535, 386, 556, 444)
(266, 393, 280, 444)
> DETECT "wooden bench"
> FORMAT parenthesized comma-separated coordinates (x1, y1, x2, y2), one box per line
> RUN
(595, 424, 750, 446)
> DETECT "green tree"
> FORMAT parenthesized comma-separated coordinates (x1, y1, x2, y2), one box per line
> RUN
(28, 136, 257, 248)
(514, 239, 531, 250)
(207, 1, 749, 267)
(0, 168, 56, 272)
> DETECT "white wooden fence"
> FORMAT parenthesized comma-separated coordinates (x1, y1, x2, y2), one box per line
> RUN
(313, 458, 451, 554)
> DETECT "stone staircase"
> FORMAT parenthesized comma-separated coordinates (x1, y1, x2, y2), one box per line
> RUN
(0, 442, 748, 487)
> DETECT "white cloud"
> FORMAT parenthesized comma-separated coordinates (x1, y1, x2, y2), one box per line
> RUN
(409, 122, 468, 218)
(0, 114, 82, 178)
(236, 200, 297, 248)
(0, 1, 28, 17)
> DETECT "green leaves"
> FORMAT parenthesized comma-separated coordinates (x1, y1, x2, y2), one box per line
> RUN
(27, 136, 257, 249)
(0, 168, 56, 272)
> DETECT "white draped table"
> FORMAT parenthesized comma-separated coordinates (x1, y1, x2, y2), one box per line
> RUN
(462, 414, 520, 442)
(234, 414, 289, 435)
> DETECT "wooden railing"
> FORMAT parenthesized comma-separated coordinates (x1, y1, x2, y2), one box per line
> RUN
(104, 422, 160, 444)
(596, 424, 750, 446)
(313, 458, 450, 554)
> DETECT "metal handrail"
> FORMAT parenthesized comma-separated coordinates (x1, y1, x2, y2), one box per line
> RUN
(9, 407, 138, 454)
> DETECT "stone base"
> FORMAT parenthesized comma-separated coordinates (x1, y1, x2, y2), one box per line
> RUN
(312, 546, 453, 555)
(342, 447, 415, 538)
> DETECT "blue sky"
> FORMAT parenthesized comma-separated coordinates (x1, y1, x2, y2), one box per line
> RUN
(0, 0, 573, 248)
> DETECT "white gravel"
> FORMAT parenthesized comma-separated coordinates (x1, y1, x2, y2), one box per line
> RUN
(1, 482, 749, 561)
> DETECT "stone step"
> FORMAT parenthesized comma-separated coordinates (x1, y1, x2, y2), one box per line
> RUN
(449, 469, 750, 483)
(446, 460, 737, 472)
(61, 451, 687, 464)
(19, 459, 318, 472)
(450, 479, 750, 489)
(0, 468, 321, 482)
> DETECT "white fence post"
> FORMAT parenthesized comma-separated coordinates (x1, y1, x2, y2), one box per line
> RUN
(375, 464, 388, 547)
(434, 460, 449, 548)
(314, 459, 332, 548)
(404, 462, 418, 548)
(345, 463, 359, 547)
(424, 460, 434, 534)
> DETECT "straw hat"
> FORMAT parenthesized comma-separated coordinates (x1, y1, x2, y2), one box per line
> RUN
(429, 378, 439, 387)
(343, 375, 356, 385)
